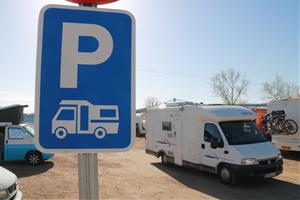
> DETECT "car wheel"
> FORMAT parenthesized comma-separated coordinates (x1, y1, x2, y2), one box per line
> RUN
(26, 151, 43, 165)
(218, 165, 236, 184)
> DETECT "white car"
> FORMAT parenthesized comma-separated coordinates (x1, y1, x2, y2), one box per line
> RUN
(0, 167, 22, 200)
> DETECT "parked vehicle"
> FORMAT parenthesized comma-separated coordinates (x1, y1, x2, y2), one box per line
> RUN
(146, 105, 283, 184)
(0, 123, 54, 165)
(267, 98, 300, 151)
(136, 113, 146, 136)
(0, 166, 22, 200)
(52, 100, 119, 139)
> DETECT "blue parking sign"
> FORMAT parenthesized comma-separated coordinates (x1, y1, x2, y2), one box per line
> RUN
(35, 5, 135, 152)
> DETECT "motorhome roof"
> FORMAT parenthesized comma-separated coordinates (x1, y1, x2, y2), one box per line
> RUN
(147, 105, 256, 122)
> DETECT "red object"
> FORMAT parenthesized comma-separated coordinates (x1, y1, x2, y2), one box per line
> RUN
(252, 108, 267, 130)
(66, 0, 119, 5)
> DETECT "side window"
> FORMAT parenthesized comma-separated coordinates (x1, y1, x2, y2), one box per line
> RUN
(162, 121, 172, 131)
(57, 109, 75, 120)
(100, 109, 116, 118)
(204, 123, 223, 143)
(8, 128, 27, 139)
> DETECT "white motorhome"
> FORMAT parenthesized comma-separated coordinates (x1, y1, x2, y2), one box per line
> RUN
(267, 98, 300, 151)
(146, 105, 283, 184)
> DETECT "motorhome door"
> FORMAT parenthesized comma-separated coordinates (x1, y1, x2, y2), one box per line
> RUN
(200, 123, 225, 169)
(173, 115, 183, 165)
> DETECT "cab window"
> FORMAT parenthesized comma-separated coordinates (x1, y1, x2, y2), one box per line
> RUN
(8, 128, 27, 139)
(204, 123, 223, 144)
(57, 109, 75, 120)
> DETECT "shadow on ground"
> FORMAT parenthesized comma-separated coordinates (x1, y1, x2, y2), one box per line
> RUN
(281, 151, 300, 161)
(152, 162, 300, 200)
(0, 161, 54, 178)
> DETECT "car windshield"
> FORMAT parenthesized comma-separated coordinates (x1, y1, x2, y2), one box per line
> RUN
(24, 125, 34, 136)
(219, 121, 267, 145)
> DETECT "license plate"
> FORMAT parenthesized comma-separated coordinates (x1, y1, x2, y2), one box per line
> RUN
(264, 172, 276, 178)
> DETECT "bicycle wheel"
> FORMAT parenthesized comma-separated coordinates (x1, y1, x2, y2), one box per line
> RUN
(283, 119, 298, 134)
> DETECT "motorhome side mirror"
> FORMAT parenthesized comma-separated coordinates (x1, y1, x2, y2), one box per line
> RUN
(210, 138, 218, 149)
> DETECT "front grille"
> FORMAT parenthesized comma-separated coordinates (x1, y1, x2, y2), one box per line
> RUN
(7, 183, 16, 194)
(262, 167, 277, 174)
(259, 158, 276, 166)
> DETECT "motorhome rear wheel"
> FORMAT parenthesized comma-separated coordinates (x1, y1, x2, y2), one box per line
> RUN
(161, 153, 169, 166)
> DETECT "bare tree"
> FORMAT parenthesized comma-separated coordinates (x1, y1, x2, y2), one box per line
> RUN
(211, 69, 249, 104)
(261, 75, 299, 101)
(144, 97, 161, 108)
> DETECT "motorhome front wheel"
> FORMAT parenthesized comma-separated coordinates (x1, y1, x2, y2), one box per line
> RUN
(94, 127, 107, 139)
(218, 165, 235, 184)
(55, 127, 68, 139)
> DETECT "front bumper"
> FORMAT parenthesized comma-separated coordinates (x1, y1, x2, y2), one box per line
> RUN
(6, 190, 22, 200)
(13, 190, 22, 200)
(231, 159, 283, 179)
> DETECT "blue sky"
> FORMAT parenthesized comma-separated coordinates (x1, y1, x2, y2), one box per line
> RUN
(0, 0, 299, 113)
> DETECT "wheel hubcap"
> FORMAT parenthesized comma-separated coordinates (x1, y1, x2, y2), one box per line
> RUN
(29, 154, 39, 164)
(221, 168, 231, 181)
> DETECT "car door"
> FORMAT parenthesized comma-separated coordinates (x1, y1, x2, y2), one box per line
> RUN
(200, 122, 225, 170)
(4, 126, 34, 161)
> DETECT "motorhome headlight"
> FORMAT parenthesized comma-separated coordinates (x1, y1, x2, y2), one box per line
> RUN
(276, 153, 282, 161)
(0, 189, 8, 199)
(241, 158, 259, 165)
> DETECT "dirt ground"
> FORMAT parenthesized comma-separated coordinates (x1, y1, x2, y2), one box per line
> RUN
(1, 137, 300, 200)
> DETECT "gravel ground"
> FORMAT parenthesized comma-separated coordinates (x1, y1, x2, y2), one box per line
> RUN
(1, 137, 300, 200)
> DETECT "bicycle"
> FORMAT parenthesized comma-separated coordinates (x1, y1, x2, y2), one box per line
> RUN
(261, 110, 298, 135)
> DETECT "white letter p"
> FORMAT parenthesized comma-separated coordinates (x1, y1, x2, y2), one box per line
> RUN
(60, 23, 113, 88)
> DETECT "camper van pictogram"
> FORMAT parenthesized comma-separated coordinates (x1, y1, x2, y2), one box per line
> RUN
(52, 100, 119, 139)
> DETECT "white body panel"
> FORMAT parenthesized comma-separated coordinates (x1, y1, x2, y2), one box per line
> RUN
(267, 98, 300, 151)
(0, 166, 22, 200)
(146, 105, 280, 171)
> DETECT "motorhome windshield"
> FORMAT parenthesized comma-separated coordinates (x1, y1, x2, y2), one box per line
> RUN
(24, 125, 34, 136)
(219, 121, 267, 145)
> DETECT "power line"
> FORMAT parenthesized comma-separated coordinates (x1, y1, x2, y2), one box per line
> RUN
(137, 68, 211, 80)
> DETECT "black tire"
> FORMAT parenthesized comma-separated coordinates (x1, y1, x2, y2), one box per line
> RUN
(218, 164, 236, 184)
(26, 151, 43, 165)
(284, 119, 298, 134)
(161, 153, 169, 166)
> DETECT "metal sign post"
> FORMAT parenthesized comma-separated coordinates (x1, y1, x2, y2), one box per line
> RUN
(78, 153, 99, 199)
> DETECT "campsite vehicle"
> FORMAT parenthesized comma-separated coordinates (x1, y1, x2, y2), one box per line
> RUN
(52, 100, 119, 139)
(0, 123, 54, 165)
(146, 105, 283, 184)
(136, 113, 146, 136)
(0, 166, 22, 200)
(267, 98, 300, 151)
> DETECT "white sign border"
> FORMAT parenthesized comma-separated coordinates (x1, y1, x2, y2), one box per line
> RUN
(34, 4, 136, 153)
